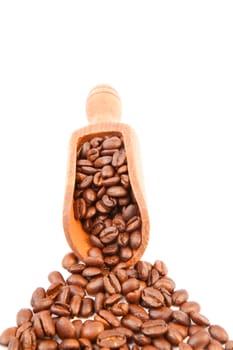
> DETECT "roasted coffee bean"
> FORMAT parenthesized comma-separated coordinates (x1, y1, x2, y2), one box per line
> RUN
(180, 301, 201, 314)
(90, 137, 103, 148)
(166, 324, 184, 346)
(190, 311, 210, 326)
(87, 148, 100, 162)
(81, 165, 98, 174)
(16, 308, 33, 326)
(121, 174, 130, 187)
(129, 230, 142, 249)
(69, 284, 85, 298)
(105, 293, 122, 307)
(188, 329, 210, 348)
(51, 302, 70, 317)
(72, 319, 82, 338)
(78, 338, 92, 350)
(94, 156, 112, 168)
(121, 314, 142, 332)
(33, 297, 53, 312)
(89, 234, 104, 248)
(48, 271, 65, 285)
(83, 256, 104, 267)
(118, 196, 131, 206)
(97, 329, 126, 348)
(117, 233, 129, 247)
(114, 268, 128, 283)
(111, 302, 129, 316)
(100, 226, 119, 244)
(172, 310, 190, 326)
(149, 306, 173, 322)
(59, 339, 80, 350)
(103, 273, 121, 294)
(152, 338, 172, 350)
(155, 277, 176, 293)
(31, 287, 46, 307)
(209, 325, 229, 343)
(125, 288, 141, 304)
(141, 287, 164, 308)
(33, 310, 55, 338)
(122, 277, 140, 294)
(178, 343, 192, 350)
(154, 260, 168, 276)
(79, 141, 91, 158)
(122, 204, 138, 221)
(70, 295, 82, 316)
(112, 150, 126, 167)
(133, 334, 152, 346)
(102, 165, 115, 178)
(74, 198, 87, 219)
(82, 266, 102, 278)
(79, 297, 94, 318)
(188, 324, 205, 336)
(81, 320, 105, 341)
(15, 321, 32, 339)
(225, 341, 233, 350)
(37, 340, 58, 350)
(94, 292, 105, 313)
(98, 309, 121, 327)
(79, 175, 93, 189)
(77, 159, 93, 167)
(62, 252, 78, 270)
(47, 282, 63, 299)
(142, 319, 168, 337)
(208, 339, 224, 350)
(96, 200, 111, 214)
(105, 185, 128, 197)
(67, 273, 88, 288)
(102, 194, 117, 208)
(148, 268, 160, 286)
(0, 327, 17, 346)
(68, 263, 86, 274)
(93, 171, 103, 186)
(128, 304, 149, 321)
(137, 261, 151, 281)
(94, 314, 111, 329)
(126, 216, 141, 232)
(55, 317, 76, 339)
(104, 255, 120, 266)
(119, 246, 132, 261)
(82, 188, 97, 204)
(102, 136, 122, 150)
(103, 243, 119, 255)
(172, 289, 189, 306)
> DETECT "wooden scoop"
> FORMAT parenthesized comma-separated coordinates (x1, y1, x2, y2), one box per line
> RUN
(63, 84, 150, 266)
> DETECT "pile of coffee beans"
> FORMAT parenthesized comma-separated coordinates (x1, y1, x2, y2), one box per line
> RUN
(73, 134, 142, 266)
(1, 249, 232, 350)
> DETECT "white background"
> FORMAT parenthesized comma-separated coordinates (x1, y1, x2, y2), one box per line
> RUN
(0, 0, 233, 344)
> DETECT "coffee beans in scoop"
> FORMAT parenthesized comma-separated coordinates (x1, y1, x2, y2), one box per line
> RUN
(1, 250, 232, 350)
(73, 135, 142, 266)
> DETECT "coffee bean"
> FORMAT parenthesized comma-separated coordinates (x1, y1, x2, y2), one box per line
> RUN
(102, 136, 122, 150)
(37, 340, 58, 350)
(209, 325, 229, 343)
(178, 343, 192, 350)
(152, 338, 172, 350)
(166, 324, 184, 346)
(105, 255, 120, 266)
(83, 256, 104, 267)
(80, 165, 98, 174)
(122, 278, 140, 295)
(79, 175, 93, 189)
(87, 148, 100, 162)
(69, 284, 85, 298)
(225, 341, 233, 350)
(97, 329, 126, 348)
(102, 194, 117, 208)
(72, 319, 82, 338)
(112, 150, 126, 167)
(81, 320, 105, 341)
(180, 301, 201, 314)
(190, 311, 210, 326)
(129, 230, 142, 249)
(126, 216, 141, 232)
(121, 314, 142, 332)
(89, 234, 104, 248)
(106, 185, 128, 197)
(67, 274, 88, 288)
(90, 137, 103, 148)
(33, 310, 55, 338)
(168, 322, 188, 339)
(96, 200, 111, 214)
(82, 267, 102, 278)
(104, 273, 121, 294)
(33, 297, 53, 312)
(142, 319, 168, 337)
(70, 295, 82, 316)
(105, 293, 122, 307)
(137, 261, 151, 281)
(133, 334, 152, 346)
(0, 327, 17, 346)
(16, 308, 33, 327)
(154, 276, 176, 293)
(51, 302, 70, 317)
(111, 302, 129, 316)
(94, 156, 112, 168)
(98, 309, 121, 327)
(120, 246, 133, 261)
(141, 287, 164, 308)
(188, 329, 210, 348)
(172, 310, 190, 326)
(79, 142, 91, 158)
(82, 188, 97, 204)
(78, 338, 92, 350)
(55, 317, 76, 339)
(59, 339, 80, 350)
(100, 226, 119, 244)
(102, 165, 115, 178)
(172, 289, 189, 306)
(103, 243, 119, 255)
(208, 339, 224, 350)
(62, 253, 78, 270)
(79, 297, 94, 318)
(74, 198, 87, 219)
(30, 287, 46, 307)
(188, 324, 205, 336)
(128, 304, 149, 321)
(149, 306, 173, 322)
(77, 159, 93, 167)
(47, 282, 63, 299)
(117, 232, 129, 247)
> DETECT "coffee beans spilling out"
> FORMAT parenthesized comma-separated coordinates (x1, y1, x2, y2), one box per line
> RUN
(1, 249, 232, 350)
(73, 135, 142, 265)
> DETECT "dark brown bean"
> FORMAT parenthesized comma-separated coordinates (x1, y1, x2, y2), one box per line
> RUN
(70, 295, 82, 316)
(142, 319, 168, 337)
(134, 334, 152, 346)
(51, 302, 70, 317)
(93, 171, 103, 186)
(209, 325, 229, 343)
(82, 266, 102, 278)
(79, 297, 94, 318)
(0, 327, 17, 346)
(137, 261, 151, 281)
(120, 246, 133, 261)
(154, 276, 176, 293)
(102, 194, 117, 208)
(79, 175, 93, 189)
(128, 304, 149, 321)
(89, 234, 104, 248)
(69, 284, 85, 298)
(129, 230, 142, 249)
(81, 165, 98, 174)
(190, 311, 210, 326)
(83, 256, 104, 267)
(90, 137, 103, 148)
(105, 293, 122, 307)
(33, 297, 53, 312)
(97, 329, 126, 348)
(87, 148, 100, 162)
(103, 243, 119, 255)
(33, 310, 55, 338)
(96, 200, 111, 214)
(100, 226, 119, 244)
(82, 188, 97, 203)
(172, 289, 189, 305)
(149, 306, 173, 322)
(188, 324, 205, 336)
(37, 340, 58, 350)
(172, 310, 190, 326)
(111, 302, 129, 316)
(77, 159, 93, 167)
(81, 320, 105, 341)
(66, 273, 88, 288)
(141, 287, 164, 308)
(74, 198, 87, 219)
(72, 319, 82, 338)
(152, 338, 171, 350)
(16, 308, 33, 326)
(117, 232, 129, 247)
(94, 156, 112, 168)
(59, 339, 80, 350)
(121, 314, 142, 332)
(102, 165, 115, 178)
(99, 309, 121, 327)
(55, 317, 76, 339)
(78, 338, 92, 350)
(122, 277, 140, 294)
(188, 329, 210, 348)
(166, 324, 184, 346)
(104, 255, 120, 266)
(104, 272, 121, 294)
(126, 216, 141, 232)
(30, 287, 46, 307)
(102, 136, 122, 150)
(180, 301, 201, 313)
(112, 150, 126, 167)
(106, 185, 128, 197)
(46, 281, 63, 299)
